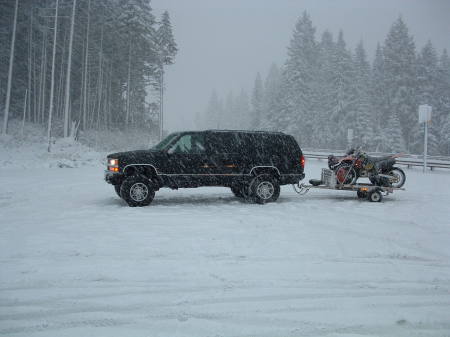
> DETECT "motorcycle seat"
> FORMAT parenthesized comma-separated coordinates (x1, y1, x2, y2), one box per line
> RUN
(367, 155, 393, 163)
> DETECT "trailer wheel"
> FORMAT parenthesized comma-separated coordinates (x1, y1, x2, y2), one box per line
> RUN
(367, 189, 382, 202)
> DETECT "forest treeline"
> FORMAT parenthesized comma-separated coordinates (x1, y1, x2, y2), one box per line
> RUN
(0, 0, 177, 139)
(199, 13, 450, 155)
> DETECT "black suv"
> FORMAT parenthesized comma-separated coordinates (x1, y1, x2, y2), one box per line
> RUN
(105, 130, 305, 206)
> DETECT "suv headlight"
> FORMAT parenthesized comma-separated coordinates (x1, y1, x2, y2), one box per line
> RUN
(108, 158, 118, 166)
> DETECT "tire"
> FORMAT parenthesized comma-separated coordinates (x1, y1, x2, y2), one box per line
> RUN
(334, 163, 357, 184)
(248, 174, 280, 204)
(367, 189, 382, 202)
(357, 190, 367, 198)
(388, 167, 406, 188)
(114, 184, 122, 198)
(120, 176, 155, 207)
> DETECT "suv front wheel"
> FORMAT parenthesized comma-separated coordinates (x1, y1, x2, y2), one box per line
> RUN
(114, 185, 122, 198)
(249, 174, 280, 204)
(120, 176, 155, 207)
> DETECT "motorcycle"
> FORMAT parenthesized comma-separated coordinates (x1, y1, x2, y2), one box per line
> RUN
(327, 148, 406, 188)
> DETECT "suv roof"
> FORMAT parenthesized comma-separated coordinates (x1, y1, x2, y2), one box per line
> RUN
(193, 129, 287, 135)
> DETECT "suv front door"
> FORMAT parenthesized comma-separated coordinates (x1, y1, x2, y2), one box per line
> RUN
(165, 133, 209, 187)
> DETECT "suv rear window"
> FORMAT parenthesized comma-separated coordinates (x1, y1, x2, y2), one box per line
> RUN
(207, 133, 243, 154)
(207, 132, 300, 156)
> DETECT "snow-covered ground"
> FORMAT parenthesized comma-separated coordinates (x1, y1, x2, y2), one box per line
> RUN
(1, 159, 450, 337)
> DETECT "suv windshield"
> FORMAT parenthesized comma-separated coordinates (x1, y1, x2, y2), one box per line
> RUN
(152, 133, 180, 151)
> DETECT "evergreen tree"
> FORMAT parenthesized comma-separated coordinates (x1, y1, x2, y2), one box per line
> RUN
(250, 72, 263, 129)
(313, 30, 335, 148)
(353, 41, 373, 148)
(223, 91, 235, 129)
(436, 50, 450, 153)
(261, 63, 281, 130)
(277, 11, 318, 145)
(202, 90, 222, 129)
(416, 40, 439, 154)
(235, 89, 250, 129)
(0, 0, 176, 137)
(330, 30, 357, 148)
(440, 113, 450, 155)
(384, 112, 406, 152)
(156, 11, 178, 65)
(383, 17, 417, 150)
(371, 43, 389, 149)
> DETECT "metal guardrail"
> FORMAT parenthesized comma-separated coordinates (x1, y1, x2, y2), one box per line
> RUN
(303, 151, 450, 170)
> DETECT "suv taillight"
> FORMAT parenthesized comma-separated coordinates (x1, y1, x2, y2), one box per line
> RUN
(300, 155, 305, 168)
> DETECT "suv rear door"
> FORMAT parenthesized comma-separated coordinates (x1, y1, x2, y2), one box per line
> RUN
(205, 132, 246, 177)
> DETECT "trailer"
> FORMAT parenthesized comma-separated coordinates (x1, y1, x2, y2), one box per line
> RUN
(293, 168, 404, 202)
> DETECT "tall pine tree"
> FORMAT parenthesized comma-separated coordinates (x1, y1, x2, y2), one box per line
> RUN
(383, 17, 417, 151)
(250, 72, 263, 129)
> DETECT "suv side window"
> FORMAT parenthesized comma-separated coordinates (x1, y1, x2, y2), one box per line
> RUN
(208, 133, 243, 154)
(169, 134, 206, 154)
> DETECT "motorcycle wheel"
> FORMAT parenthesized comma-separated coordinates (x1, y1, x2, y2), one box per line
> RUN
(388, 167, 406, 188)
(334, 164, 357, 184)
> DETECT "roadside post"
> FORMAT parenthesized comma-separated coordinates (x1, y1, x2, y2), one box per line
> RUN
(418, 105, 432, 173)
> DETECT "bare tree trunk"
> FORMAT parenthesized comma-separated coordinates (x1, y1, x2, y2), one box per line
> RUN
(96, 22, 104, 131)
(107, 62, 112, 129)
(2, 0, 19, 135)
(159, 66, 164, 140)
(41, 34, 48, 125)
(126, 39, 132, 126)
(47, 0, 59, 152)
(27, 7, 33, 122)
(38, 22, 49, 125)
(21, 89, 28, 136)
(33, 32, 37, 123)
(56, 27, 68, 120)
(63, 0, 77, 137)
(82, 0, 90, 131)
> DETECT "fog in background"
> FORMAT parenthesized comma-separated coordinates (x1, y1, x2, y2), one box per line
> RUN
(153, 0, 450, 132)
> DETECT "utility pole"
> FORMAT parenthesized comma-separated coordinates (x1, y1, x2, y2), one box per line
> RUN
(47, 0, 59, 152)
(2, 0, 19, 135)
(63, 0, 77, 138)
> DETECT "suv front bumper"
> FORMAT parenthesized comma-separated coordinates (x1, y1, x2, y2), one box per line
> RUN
(104, 170, 124, 185)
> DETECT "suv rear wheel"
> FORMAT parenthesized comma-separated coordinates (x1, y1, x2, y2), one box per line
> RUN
(120, 176, 155, 207)
(249, 174, 280, 204)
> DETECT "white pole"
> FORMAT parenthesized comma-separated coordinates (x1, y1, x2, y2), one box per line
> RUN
(423, 121, 428, 173)
(2, 0, 19, 135)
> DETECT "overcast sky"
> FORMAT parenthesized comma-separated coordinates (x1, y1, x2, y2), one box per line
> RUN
(153, 0, 450, 132)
